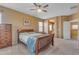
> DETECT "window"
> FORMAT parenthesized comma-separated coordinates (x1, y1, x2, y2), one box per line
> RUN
(72, 24, 78, 29)
(38, 22, 43, 32)
(49, 24, 52, 31)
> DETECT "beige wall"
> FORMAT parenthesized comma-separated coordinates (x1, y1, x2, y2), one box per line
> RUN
(0, 6, 43, 45)
(47, 16, 71, 38)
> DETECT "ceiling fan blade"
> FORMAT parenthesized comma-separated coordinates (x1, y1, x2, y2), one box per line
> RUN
(42, 10, 47, 12)
(43, 4, 48, 8)
(71, 5, 78, 9)
(33, 3, 38, 7)
(33, 3, 42, 8)
(30, 9, 36, 10)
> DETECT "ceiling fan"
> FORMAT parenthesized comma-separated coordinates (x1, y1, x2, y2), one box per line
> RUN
(30, 3, 49, 12)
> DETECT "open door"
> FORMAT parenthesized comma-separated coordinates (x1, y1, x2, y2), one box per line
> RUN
(63, 21, 71, 40)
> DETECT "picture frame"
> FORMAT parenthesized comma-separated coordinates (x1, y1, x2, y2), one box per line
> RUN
(24, 19, 31, 26)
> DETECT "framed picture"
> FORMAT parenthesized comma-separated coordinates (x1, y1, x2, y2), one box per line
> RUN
(24, 19, 31, 26)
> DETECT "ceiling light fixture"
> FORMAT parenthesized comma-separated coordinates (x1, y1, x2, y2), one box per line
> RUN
(37, 9, 42, 12)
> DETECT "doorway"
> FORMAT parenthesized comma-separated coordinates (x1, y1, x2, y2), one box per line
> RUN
(49, 22, 55, 34)
(71, 22, 78, 40)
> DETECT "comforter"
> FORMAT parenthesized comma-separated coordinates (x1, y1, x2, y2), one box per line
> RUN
(19, 32, 45, 53)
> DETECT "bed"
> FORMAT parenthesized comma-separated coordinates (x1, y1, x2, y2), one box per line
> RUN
(17, 29, 54, 54)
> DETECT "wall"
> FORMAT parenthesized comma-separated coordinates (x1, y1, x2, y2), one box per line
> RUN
(44, 20, 49, 33)
(46, 16, 71, 38)
(0, 6, 43, 45)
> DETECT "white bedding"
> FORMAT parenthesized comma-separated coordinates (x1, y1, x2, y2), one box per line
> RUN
(19, 32, 43, 44)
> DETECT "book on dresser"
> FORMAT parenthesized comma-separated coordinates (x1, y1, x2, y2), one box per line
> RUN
(0, 24, 12, 48)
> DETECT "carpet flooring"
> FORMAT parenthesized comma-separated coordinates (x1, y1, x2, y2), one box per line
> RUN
(0, 38, 79, 55)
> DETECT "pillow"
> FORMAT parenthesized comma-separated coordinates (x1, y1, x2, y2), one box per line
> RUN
(19, 32, 29, 35)
(28, 32, 36, 34)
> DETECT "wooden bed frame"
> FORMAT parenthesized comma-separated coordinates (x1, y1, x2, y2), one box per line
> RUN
(17, 29, 54, 55)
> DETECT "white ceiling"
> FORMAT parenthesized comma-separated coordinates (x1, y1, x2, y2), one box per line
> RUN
(0, 3, 78, 19)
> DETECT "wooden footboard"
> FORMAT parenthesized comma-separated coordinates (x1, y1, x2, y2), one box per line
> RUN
(35, 34, 54, 55)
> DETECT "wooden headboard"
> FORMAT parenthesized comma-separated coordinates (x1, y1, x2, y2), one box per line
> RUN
(17, 29, 34, 33)
(17, 29, 34, 43)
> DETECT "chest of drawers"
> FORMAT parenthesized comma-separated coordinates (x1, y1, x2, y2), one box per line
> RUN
(0, 24, 12, 48)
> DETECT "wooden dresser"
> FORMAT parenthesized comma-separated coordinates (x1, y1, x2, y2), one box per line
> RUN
(0, 24, 12, 48)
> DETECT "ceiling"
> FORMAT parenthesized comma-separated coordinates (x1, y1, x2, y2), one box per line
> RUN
(0, 3, 78, 19)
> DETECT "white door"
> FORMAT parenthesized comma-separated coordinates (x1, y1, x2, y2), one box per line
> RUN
(63, 21, 71, 40)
